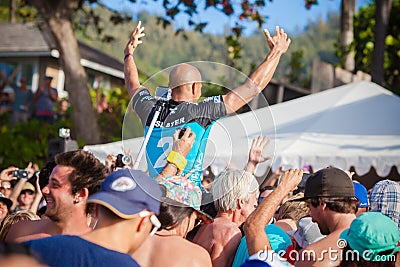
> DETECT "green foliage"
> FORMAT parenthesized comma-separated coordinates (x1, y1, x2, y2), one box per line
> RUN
(89, 86, 143, 142)
(354, 0, 400, 94)
(0, 114, 72, 170)
(285, 49, 310, 87)
(0, 0, 37, 22)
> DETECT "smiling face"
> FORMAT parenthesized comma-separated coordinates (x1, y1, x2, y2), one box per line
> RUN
(18, 190, 35, 208)
(42, 165, 75, 221)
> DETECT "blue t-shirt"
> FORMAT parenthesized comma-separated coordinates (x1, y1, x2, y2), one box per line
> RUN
(132, 88, 227, 188)
(35, 87, 58, 113)
(12, 87, 33, 112)
(24, 235, 140, 267)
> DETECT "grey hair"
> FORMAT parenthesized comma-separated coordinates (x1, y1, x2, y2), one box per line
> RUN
(212, 169, 259, 212)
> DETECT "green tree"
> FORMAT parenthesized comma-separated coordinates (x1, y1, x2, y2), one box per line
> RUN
(354, 0, 400, 93)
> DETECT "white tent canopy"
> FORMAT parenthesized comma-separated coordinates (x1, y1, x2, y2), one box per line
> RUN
(84, 81, 400, 177)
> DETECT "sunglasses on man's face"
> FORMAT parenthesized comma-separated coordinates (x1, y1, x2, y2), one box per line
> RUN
(21, 190, 34, 195)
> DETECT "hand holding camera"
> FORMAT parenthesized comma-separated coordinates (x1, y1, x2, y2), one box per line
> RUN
(106, 153, 133, 172)
(115, 154, 132, 168)
(0, 166, 18, 181)
(172, 127, 196, 157)
(12, 169, 29, 179)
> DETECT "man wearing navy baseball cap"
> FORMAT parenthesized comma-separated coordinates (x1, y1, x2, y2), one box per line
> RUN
(24, 169, 162, 267)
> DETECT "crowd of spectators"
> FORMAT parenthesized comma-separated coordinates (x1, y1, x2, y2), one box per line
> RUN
(0, 134, 398, 266)
(0, 69, 108, 126)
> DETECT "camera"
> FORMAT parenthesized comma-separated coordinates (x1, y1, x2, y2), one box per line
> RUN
(115, 154, 132, 168)
(155, 86, 171, 101)
(293, 173, 311, 195)
(12, 169, 29, 179)
(178, 128, 187, 139)
(59, 128, 70, 139)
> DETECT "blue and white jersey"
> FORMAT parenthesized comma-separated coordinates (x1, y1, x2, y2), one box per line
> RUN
(132, 88, 226, 189)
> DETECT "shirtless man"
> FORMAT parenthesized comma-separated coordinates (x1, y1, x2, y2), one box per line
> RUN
(6, 150, 109, 243)
(193, 169, 259, 267)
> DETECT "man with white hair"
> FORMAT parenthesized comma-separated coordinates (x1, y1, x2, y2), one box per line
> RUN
(193, 169, 259, 267)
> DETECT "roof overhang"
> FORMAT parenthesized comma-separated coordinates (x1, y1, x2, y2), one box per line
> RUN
(0, 49, 124, 79)
(0, 51, 53, 57)
(80, 58, 124, 79)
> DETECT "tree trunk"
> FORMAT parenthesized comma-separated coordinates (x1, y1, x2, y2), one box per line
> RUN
(340, 0, 355, 72)
(9, 0, 16, 23)
(49, 18, 101, 144)
(371, 0, 392, 86)
(28, 0, 101, 144)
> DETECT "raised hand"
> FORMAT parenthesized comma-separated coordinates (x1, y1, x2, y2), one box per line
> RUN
(124, 21, 145, 55)
(24, 162, 38, 178)
(245, 135, 271, 174)
(248, 135, 271, 165)
(279, 169, 303, 192)
(172, 127, 196, 157)
(0, 166, 18, 181)
(263, 26, 291, 54)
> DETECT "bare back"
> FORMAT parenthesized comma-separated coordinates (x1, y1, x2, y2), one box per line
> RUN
(295, 229, 346, 267)
(133, 235, 211, 267)
(193, 218, 242, 267)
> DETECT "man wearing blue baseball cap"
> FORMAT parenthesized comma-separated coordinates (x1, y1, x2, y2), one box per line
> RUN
(353, 181, 369, 216)
(24, 169, 162, 267)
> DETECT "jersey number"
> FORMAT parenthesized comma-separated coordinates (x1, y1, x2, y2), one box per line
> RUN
(153, 136, 174, 169)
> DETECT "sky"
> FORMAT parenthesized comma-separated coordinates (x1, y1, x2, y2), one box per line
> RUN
(102, 0, 371, 36)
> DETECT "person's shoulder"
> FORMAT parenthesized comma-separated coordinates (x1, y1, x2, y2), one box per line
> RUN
(131, 87, 153, 107)
(133, 87, 151, 98)
(175, 238, 212, 267)
(213, 218, 241, 233)
(6, 220, 41, 241)
(200, 95, 224, 104)
(296, 234, 342, 267)
(189, 244, 212, 267)
(6, 220, 50, 243)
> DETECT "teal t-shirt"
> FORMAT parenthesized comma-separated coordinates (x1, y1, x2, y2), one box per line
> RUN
(232, 224, 292, 267)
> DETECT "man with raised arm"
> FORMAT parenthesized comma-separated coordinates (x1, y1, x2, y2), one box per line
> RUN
(124, 21, 291, 189)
